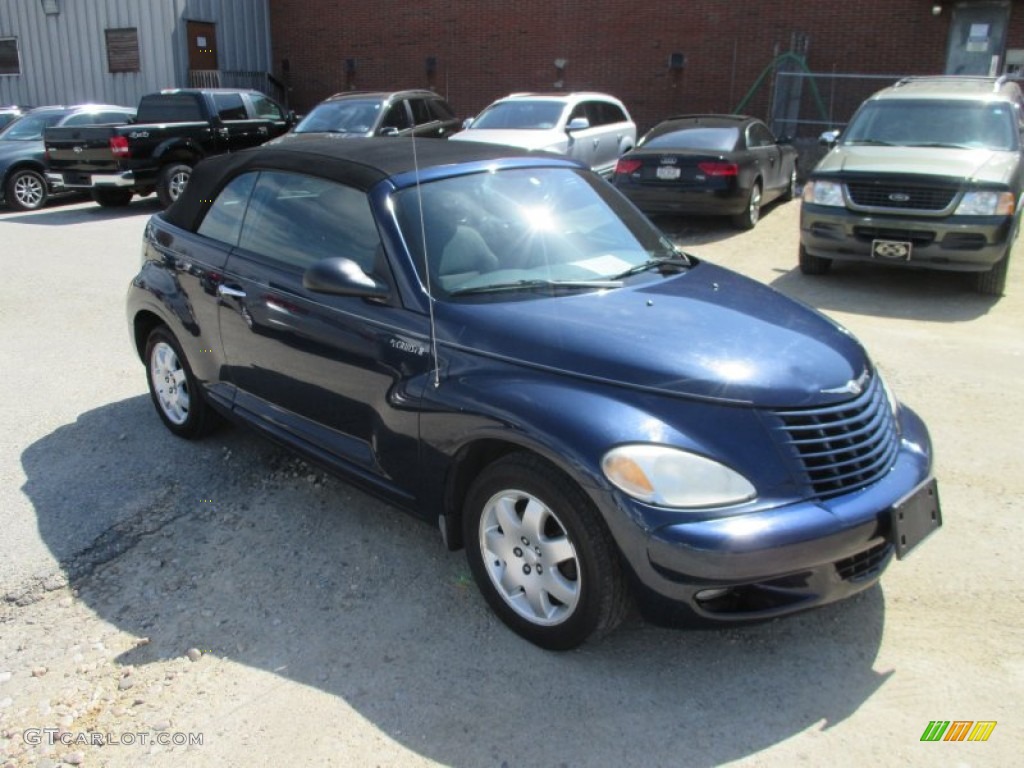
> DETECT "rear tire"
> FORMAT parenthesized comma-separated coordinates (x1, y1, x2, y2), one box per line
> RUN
(732, 181, 761, 230)
(799, 244, 832, 275)
(157, 163, 193, 208)
(5, 168, 48, 211)
(462, 452, 629, 650)
(781, 168, 798, 201)
(91, 188, 133, 207)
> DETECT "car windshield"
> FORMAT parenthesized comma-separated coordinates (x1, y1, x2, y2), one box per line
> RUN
(471, 101, 567, 130)
(842, 99, 1017, 150)
(294, 99, 383, 134)
(393, 167, 682, 299)
(0, 112, 63, 141)
(641, 126, 740, 151)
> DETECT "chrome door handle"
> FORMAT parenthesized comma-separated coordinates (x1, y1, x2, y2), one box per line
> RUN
(217, 284, 247, 299)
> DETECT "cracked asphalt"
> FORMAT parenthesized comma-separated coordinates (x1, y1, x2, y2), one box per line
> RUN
(1, 194, 1021, 767)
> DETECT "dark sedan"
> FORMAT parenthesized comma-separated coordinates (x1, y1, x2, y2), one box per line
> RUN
(612, 114, 799, 229)
(1, 104, 135, 211)
(128, 137, 939, 649)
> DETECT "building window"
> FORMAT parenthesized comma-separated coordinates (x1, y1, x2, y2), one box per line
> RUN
(105, 28, 140, 73)
(0, 38, 20, 76)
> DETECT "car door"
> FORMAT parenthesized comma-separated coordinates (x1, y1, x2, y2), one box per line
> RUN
(407, 96, 443, 138)
(214, 170, 428, 501)
(590, 100, 634, 175)
(377, 100, 414, 137)
(244, 92, 291, 140)
(211, 92, 266, 150)
(746, 121, 785, 194)
(565, 102, 599, 172)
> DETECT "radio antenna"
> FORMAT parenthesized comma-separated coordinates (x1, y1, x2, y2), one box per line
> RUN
(411, 134, 441, 388)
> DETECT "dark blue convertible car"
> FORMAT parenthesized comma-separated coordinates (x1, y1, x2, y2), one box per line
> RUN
(128, 137, 940, 649)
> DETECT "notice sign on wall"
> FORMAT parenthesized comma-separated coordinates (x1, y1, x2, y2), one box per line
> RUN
(967, 23, 990, 53)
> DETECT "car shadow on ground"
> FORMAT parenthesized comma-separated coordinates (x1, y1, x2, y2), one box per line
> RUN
(0, 196, 161, 224)
(22, 397, 892, 767)
(650, 199, 795, 247)
(770, 262, 1000, 322)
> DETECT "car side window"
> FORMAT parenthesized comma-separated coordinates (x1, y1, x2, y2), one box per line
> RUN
(197, 173, 258, 247)
(213, 92, 248, 121)
(596, 102, 627, 125)
(250, 94, 283, 120)
(409, 98, 434, 126)
(748, 123, 776, 148)
(237, 171, 382, 274)
(381, 102, 411, 131)
(428, 98, 456, 121)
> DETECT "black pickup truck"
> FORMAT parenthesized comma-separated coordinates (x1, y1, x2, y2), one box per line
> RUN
(45, 88, 294, 207)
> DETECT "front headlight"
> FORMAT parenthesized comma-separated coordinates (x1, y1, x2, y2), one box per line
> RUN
(802, 179, 844, 207)
(602, 445, 756, 508)
(954, 190, 1015, 216)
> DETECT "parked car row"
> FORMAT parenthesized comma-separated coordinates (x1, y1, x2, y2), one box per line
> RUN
(0, 103, 136, 211)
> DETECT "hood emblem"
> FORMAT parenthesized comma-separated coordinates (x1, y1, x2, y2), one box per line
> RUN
(821, 370, 870, 396)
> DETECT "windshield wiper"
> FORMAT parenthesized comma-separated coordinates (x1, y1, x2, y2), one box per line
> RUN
(904, 142, 974, 149)
(449, 278, 623, 297)
(845, 138, 894, 146)
(609, 253, 692, 280)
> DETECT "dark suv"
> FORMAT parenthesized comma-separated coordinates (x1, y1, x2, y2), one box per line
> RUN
(800, 76, 1024, 295)
(285, 89, 460, 139)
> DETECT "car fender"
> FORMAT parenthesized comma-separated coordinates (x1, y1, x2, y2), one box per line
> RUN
(153, 137, 204, 165)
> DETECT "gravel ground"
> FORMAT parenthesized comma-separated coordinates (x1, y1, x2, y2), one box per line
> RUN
(1, 194, 1021, 767)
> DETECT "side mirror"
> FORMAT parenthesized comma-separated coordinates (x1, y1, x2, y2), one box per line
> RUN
(303, 257, 390, 300)
(285, 110, 297, 126)
(567, 117, 590, 133)
(462, 117, 474, 129)
(819, 130, 840, 147)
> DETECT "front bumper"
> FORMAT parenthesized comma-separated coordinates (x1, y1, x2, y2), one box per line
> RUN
(610, 405, 935, 621)
(47, 170, 136, 189)
(801, 202, 1012, 272)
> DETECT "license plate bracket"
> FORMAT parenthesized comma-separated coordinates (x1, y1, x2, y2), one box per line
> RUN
(891, 478, 941, 559)
(872, 238, 913, 261)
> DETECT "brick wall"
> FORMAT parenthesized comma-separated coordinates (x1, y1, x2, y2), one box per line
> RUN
(269, 0, 1024, 135)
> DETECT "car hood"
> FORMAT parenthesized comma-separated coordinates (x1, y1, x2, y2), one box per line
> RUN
(435, 262, 869, 408)
(449, 129, 566, 152)
(816, 144, 1018, 184)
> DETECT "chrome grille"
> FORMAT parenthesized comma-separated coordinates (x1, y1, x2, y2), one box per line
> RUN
(772, 375, 899, 499)
(846, 181, 957, 211)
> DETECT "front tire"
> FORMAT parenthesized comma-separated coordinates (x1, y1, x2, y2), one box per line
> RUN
(144, 326, 216, 439)
(463, 453, 628, 650)
(5, 168, 48, 211)
(975, 250, 1010, 296)
(157, 163, 193, 208)
(799, 244, 832, 275)
(92, 188, 133, 208)
(732, 181, 761, 230)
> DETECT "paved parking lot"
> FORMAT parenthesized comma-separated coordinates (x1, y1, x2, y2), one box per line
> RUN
(1, 194, 1021, 767)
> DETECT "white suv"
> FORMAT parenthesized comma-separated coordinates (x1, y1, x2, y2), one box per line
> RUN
(451, 92, 636, 176)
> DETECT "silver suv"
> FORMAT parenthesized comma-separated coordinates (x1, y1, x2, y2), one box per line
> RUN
(451, 92, 636, 176)
(800, 76, 1024, 296)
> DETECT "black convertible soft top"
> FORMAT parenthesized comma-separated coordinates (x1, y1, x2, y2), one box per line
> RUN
(164, 135, 544, 232)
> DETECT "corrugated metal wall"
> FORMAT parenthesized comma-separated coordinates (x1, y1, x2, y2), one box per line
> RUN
(0, 0, 270, 108)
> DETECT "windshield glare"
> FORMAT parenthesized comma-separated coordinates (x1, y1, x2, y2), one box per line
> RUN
(294, 100, 383, 134)
(843, 100, 1017, 150)
(471, 101, 567, 130)
(394, 167, 679, 298)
